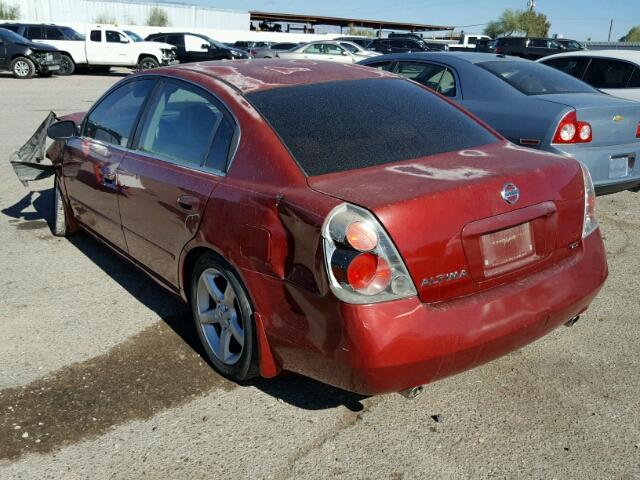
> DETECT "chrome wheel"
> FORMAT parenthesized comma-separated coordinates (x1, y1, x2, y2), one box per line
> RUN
(196, 268, 245, 365)
(14, 60, 30, 77)
(139, 58, 159, 70)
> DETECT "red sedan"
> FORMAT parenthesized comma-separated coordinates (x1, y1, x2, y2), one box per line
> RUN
(45, 60, 607, 395)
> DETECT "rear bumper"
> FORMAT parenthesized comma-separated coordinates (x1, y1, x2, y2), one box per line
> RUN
(270, 230, 607, 395)
(548, 143, 640, 195)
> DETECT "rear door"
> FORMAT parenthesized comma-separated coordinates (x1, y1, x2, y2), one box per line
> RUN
(118, 78, 237, 286)
(63, 78, 157, 251)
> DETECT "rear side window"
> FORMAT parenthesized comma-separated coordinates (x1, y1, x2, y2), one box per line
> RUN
(246, 78, 497, 176)
(583, 58, 634, 89)
(26, 26, 43, 39)
(45, 27, 65, 40)
(479, 60, 596, 95)
(167, 34, 186, 48)
(396, 62, 457, 97)
(542, 57, 589, 79)
(1, 25, 19, 32)
(90, 30, 101, 42)
(137, 82, 224, 168)
(84, 79, 155, 147)
(629, 68, 640, 88)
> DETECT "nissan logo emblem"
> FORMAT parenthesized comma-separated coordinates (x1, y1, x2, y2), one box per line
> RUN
(501, 183, 520, 205)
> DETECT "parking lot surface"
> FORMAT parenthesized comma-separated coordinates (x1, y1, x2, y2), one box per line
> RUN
(0, 71, 639, 479)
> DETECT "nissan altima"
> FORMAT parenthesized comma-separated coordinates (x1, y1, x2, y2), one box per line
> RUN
(359, 52, 640, 195)
(43, 59, 607, 395)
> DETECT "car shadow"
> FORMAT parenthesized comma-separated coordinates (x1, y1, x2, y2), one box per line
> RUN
(2, 185, 368, 412)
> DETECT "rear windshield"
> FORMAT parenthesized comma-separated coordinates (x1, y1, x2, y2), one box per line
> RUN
(479, 60, 596, 95)
(245, 78, 497, 176)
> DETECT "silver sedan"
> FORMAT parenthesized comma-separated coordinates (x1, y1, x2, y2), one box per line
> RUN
(276, 41, 379, 64)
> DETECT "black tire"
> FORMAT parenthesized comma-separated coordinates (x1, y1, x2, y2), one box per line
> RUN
(138, 56, 159, 70)
(53, 176, 70, 237)
(190, 252, 259, 382)
(57, 54, 75, 76)
(11, 57, 35, 79)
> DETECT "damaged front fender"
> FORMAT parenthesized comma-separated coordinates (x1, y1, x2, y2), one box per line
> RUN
(10, 112, 57, 186)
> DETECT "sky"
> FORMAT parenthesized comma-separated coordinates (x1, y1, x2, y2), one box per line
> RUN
(166, 0, 640, 42)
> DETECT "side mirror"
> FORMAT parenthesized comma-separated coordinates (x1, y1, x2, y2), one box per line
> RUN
(121, 38, 130, 44)
(201, 43, 210, 49)
(47, 120, 77, 140)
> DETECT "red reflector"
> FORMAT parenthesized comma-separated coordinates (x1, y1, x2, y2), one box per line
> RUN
(480, 222, 537, 277)
(636, 122, 640, 138)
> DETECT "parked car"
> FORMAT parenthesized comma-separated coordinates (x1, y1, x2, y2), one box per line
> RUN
(359, 52, 640, 194)
(447, 33, 492, 51)
(556, 39, 587, 51)
(367, 37, 431, 54)
(145, 32, 248, 62)
(475, 38, 496, 53)
(233, 40, 276, 51)
(250, 42, 300, 58)
(0, 23, 177, 75)
(0, 27, 61, 78)
(493, 36, 581, 60)
(276, 41, 377, 63)
(539, 50, 640, 102)
(334, 36, 372, 48)
(41, 60, 607, 395)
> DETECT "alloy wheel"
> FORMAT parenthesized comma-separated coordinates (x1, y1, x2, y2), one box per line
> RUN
(196, 268, 245, 365)
(14, 60, 30, 77)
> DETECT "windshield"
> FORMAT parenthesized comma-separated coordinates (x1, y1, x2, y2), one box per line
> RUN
(246, 78, 497, 176)
(60, 27, 84, 40)
(198, 35, 226, 49)
(0, 27, 29, 44)
(124, 30, 142, 42)
(478, 60, 597, 95)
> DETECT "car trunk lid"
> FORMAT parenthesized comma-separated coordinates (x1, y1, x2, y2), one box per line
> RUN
(537, 93, 640, 146)
(309, 142, 586, 303)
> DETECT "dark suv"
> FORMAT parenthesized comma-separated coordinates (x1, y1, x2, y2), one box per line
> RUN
(493, 37, 581, 60)
(145, 32, 248, 63)
(367, 38, 430, 54)
(0, 27, 61, 78)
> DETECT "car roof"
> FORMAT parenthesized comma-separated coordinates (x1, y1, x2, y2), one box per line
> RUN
(168, 59, 396, 93)
(360, 51, 530, 66)
(540, 49, 640, 64)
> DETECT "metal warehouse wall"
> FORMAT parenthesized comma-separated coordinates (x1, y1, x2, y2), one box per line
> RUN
(15, 0, 249, 30)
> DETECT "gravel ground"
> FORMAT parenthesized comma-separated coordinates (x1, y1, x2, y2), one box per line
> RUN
(0, 70, 638, 480)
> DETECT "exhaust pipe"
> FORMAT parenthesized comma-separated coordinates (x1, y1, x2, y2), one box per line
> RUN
(564, 315, 580, 327)
(399, 385, 424, 399)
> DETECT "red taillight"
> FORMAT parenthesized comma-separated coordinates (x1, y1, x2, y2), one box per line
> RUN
(346, 253, 391, 293)
(249, 50, 256, 57)
(636, 122, 640, 138)
(495, 46, 503, 54)
(552, 110, 592, 144)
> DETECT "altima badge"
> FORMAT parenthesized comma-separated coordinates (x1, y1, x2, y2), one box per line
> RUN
(613, 115, 624, 122)
(421, 269, 469, 287)
(501, 183, 520, 205)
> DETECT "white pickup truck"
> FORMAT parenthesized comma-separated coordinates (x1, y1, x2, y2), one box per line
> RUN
(447, 34, 492, 51)
(0, 23, 177, 75)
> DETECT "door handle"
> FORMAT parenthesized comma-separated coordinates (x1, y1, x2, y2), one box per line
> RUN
(177, 195, 199, 211)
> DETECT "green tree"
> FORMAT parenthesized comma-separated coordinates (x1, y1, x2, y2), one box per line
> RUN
(146, 7, 169, 27)
(0, 1, 20, 20)
(484, 8, 550, 38)
(619, 26, 640, 42)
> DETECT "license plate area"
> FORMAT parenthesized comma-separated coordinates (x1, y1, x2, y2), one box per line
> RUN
(609, 155, 630, 179)
(480, 222, 538, 277)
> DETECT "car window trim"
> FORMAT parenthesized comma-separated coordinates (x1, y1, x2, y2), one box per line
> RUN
(542, 56, 592, 81)
(129, 76, 239, 175)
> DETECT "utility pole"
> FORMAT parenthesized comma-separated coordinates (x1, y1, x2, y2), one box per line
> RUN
(608, 19, 613, 42)
(527, 0, 536, 12)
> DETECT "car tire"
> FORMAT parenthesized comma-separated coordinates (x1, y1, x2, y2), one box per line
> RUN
(190, 252, 259, 382)
(11, 57, 35, 79)
(53, 176, 70, 237)
(57, 54, 75, 76)
(137, 56, 159, 70)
